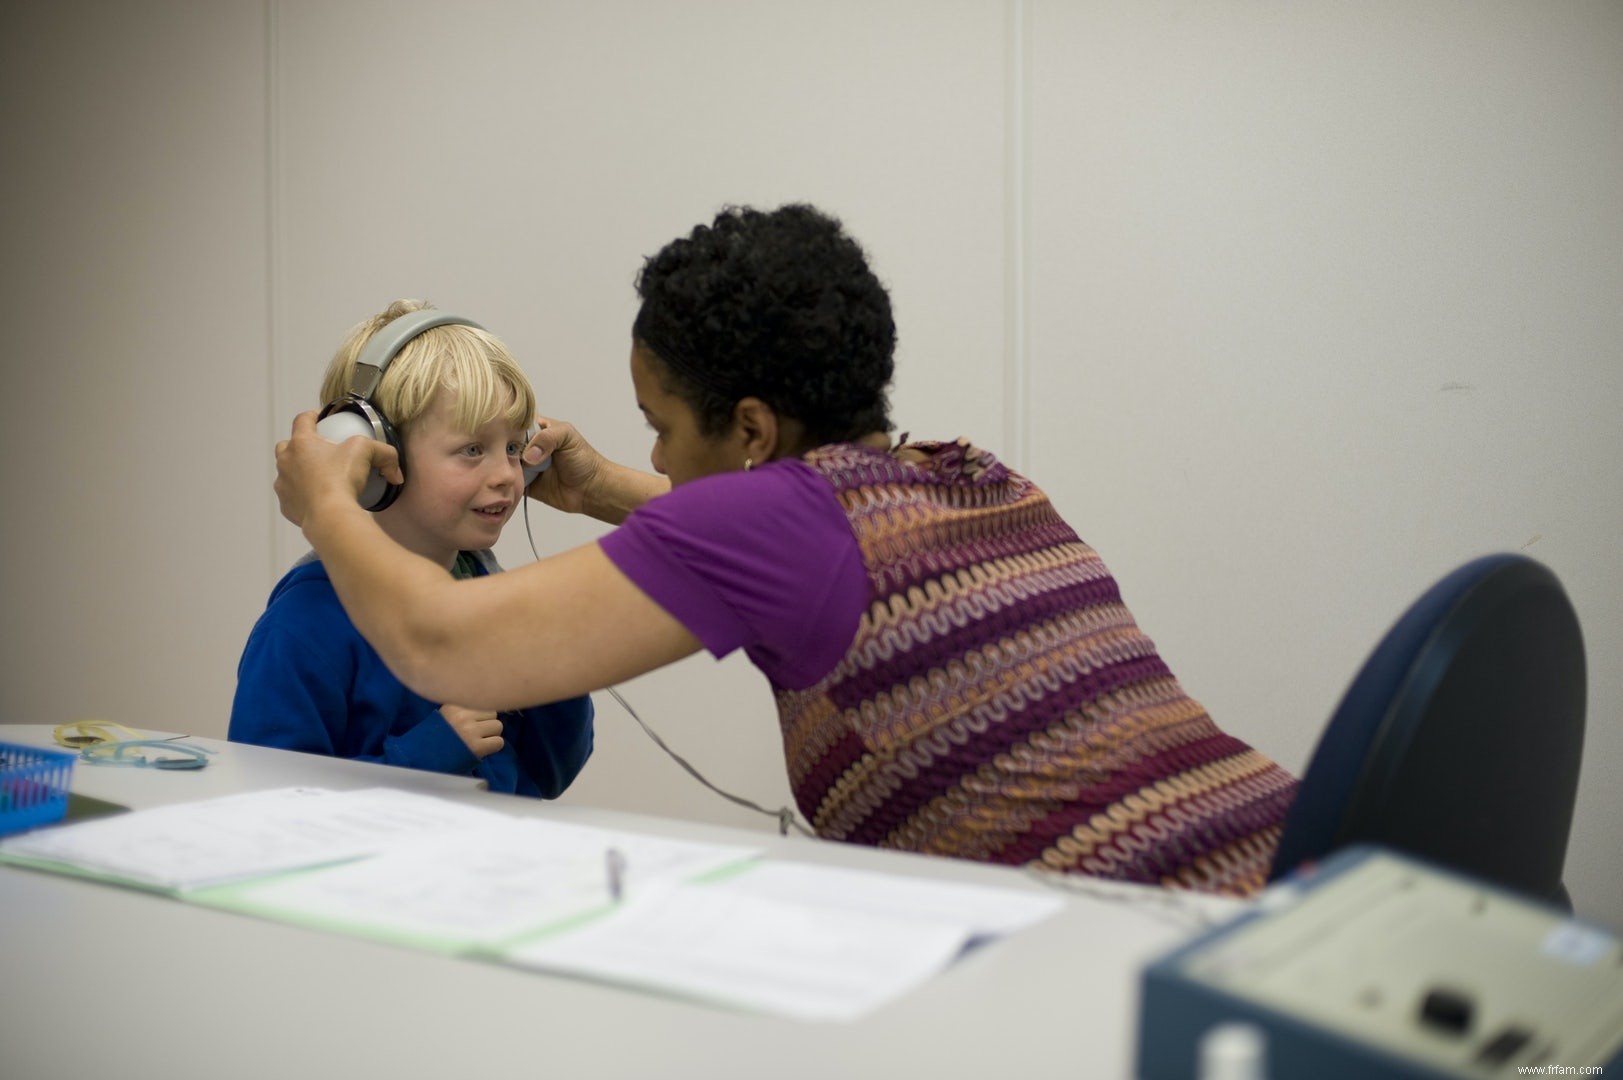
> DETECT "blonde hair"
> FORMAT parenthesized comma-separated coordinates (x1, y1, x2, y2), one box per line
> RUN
(320, 299, 536, 439)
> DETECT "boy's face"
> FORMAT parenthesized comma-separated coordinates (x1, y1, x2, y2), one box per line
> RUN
(378, 389, 527, 568)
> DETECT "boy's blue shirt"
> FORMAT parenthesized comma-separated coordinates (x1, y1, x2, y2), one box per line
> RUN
(229, 552, 593, 798)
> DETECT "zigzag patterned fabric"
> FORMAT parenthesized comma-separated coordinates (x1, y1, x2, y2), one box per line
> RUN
(774, 439, 1300, 896)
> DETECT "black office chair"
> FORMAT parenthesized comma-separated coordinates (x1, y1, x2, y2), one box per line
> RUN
(1269, 553, 1586, 907)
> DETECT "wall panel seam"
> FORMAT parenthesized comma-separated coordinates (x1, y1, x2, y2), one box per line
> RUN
(1005, 0, 1032, 472)
(264, 0, 283, 588)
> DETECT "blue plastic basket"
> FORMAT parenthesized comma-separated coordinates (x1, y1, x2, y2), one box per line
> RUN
(0, 741, 75, 837)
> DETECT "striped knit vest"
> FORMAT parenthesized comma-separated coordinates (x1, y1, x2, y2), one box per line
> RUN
(773, 440, 1299, 896)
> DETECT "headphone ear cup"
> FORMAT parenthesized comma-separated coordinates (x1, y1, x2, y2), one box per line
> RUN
(521, 424, 550, 488)
(315, 402, 406, 512)
(368, 408, 405, 512)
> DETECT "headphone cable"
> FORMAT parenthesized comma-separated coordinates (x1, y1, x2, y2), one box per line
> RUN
(520, 497, 815, 839)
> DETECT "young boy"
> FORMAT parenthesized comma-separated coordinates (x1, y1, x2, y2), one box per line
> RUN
(230, 300, 593, 797)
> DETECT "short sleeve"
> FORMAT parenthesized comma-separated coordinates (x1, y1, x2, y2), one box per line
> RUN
(597, 460, 868, 690)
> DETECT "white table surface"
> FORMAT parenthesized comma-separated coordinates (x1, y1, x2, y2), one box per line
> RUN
(0, 724, 1234, 1080)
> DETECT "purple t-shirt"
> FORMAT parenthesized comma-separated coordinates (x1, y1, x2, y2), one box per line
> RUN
(596, 459, 870, 690)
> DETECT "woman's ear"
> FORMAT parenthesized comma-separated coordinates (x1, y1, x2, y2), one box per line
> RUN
(732, 396, 780, 465)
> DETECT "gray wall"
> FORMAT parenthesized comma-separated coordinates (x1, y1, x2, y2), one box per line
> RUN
(3, 0, 1619, 925)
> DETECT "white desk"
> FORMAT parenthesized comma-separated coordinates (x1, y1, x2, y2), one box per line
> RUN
(0, 724, 1231, 1080)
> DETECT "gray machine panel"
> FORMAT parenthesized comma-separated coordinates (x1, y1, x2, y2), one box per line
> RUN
(1138, 847, 1623, 1079)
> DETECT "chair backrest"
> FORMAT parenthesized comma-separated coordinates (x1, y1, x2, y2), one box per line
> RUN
(1269, 553, 1586, 905)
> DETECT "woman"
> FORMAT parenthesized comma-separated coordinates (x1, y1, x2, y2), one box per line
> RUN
(275, 204, 1298, 896)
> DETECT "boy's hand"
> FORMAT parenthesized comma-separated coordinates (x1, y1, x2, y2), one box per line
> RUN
(441, 704, 505, 759)
(275, 411, 402, 526)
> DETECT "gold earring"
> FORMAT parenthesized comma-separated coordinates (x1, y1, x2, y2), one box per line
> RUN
(743, 457, 755, 472)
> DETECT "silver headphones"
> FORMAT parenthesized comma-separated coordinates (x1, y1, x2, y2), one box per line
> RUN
(315, 310, 546, 511)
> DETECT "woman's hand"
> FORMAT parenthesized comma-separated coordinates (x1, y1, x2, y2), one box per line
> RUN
(274, 411, 402, 527)
(523, 416, 670, 524)
(521, 416, 608, 516)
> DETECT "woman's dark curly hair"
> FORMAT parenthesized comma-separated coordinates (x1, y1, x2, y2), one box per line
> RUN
(632, 204, 896, 445)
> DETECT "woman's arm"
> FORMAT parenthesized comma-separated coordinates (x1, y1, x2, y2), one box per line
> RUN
(276, 411, 701, 710)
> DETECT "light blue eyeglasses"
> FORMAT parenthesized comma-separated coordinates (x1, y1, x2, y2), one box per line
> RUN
(53, 721, 216, 770)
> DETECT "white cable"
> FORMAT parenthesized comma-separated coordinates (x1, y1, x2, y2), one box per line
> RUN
(521, 498, 815, 838)
(603, 686, 814, 839)
(1024, 866, 1226, 932)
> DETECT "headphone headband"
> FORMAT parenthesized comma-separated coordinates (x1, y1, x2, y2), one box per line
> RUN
(346, 310, 487, 400)
(319, 308, 488, 512)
